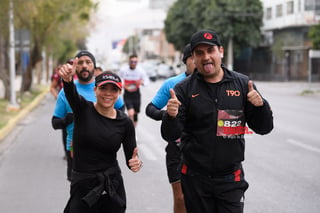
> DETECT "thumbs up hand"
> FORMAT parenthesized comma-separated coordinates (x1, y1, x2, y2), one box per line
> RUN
(247, 80, 263, 107)
(58, 58, 78, 82)
(129, 147, 142, 173)
(166, 89, 181, 118)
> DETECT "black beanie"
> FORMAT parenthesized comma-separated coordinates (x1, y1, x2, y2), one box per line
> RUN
(75, 50, 96, 68)
(182, 43, 192, 64)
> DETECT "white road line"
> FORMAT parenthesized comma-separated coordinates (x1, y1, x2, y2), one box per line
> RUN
(287, 139, 320, 153)
(138, 143, 158, 161)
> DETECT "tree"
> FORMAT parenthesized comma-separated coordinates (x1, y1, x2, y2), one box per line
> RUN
(164, 0, 263, 67)
(14, 0, 97, 92)
(122, 35, 139, 55)
(0, 0, 11, 100)
(164, 0, 198, 52)
(309, 23, 320, 49)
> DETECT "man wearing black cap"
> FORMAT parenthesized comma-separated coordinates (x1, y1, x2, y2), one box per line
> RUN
(51, 50, 125, 181)
(161, 30, 274, 213)
(145, 43, 195, 213)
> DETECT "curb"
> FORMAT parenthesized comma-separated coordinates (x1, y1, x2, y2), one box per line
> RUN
(0, 87, 49, 142)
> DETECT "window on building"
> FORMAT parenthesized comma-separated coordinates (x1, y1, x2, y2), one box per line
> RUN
(317, 0, 320, 11)
(276, 4, 283, 17)
(287, 1, 294, 14)
(305, 0, 320, 11)
(305, 0, 313, 10)
(266, 7, 272, 19)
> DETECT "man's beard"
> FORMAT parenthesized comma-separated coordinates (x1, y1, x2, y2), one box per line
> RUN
(76, 68, 94, 82)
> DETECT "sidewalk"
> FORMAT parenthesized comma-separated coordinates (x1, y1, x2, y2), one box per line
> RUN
(255, 81, 320, 97)
(0, 75, 22, 99)
(0, 75, 49, 142)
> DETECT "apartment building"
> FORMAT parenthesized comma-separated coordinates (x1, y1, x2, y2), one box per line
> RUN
(261, 0, 320, 81)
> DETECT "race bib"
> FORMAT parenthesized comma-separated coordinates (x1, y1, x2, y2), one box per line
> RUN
(217, 109, 252, 137)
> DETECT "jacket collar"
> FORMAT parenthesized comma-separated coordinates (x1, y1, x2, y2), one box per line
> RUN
(193, 64, 235, 83)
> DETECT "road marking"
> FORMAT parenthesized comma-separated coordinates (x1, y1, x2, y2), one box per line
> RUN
(287, 139, 320, 153)
(138, 144, 158, 161)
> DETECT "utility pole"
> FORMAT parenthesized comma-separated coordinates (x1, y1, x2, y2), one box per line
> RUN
(8, 0, 20, 110)
(227, 37, 233, 70)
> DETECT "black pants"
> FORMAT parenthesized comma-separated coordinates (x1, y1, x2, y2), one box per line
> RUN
(62, 128, 67, 155)
(66, 151, 72, 181)
(181, 167, 249, 213)
(62, 128, 72, 181)
(165, 140, 181, 183)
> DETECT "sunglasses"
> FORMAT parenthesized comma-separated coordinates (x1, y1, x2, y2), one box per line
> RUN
(130, 61, 138, 64)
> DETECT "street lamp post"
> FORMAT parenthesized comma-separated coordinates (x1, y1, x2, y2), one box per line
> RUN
(7, 0, 20, 110)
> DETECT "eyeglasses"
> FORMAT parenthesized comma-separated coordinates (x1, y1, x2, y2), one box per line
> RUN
(130, 61, 138, 64)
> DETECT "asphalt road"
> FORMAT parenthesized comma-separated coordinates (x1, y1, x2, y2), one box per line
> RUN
(0, 79, 319, 213)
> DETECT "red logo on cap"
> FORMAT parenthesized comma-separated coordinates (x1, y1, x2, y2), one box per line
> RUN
(203, 33, 213, 40)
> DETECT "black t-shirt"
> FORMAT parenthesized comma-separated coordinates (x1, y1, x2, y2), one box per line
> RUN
(63, 81, 136, 173)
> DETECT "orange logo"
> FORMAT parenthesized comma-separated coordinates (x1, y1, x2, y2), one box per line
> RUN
(191, 94, 200, 98)
(226, 90, 240, 96)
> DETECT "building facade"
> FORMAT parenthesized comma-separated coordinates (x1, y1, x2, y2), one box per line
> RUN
(260, 0, 320, 81)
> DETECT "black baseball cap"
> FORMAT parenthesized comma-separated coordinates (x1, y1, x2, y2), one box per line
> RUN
(182, 43, 192, 64)
(95, 71, 122, 90)
(75, 50, 96, 68)
(190, 30, 221, 51)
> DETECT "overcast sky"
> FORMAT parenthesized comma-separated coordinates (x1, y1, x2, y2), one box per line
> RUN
(86, 0, 166, 67)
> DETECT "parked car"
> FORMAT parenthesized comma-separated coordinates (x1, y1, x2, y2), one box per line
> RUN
(173, 63, 186, 75)
(140, 60, 158, 82)
(156, 63, 176, 79)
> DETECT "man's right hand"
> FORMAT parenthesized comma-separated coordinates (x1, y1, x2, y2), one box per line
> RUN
(166, 89, 181, 118)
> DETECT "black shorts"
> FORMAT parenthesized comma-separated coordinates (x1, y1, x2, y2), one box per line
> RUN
(165, 140, 182, 183)
(124, 90, 141, 113)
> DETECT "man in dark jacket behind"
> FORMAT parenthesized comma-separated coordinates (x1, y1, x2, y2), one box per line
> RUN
(161, 29, 274, 213)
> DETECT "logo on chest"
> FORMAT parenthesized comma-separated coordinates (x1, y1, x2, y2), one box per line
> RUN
(226, 90, 241, 97)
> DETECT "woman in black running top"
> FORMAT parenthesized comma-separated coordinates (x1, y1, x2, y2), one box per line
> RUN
(59, 58, 142, 213)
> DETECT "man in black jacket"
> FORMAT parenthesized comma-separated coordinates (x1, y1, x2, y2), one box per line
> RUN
(161, 30, 273, 213)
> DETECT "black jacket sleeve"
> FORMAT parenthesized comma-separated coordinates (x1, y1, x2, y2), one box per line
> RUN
(63, 80, 87, 114)
(160, 83, 185, 141)
(145, 102, 166, 121)
(160, 113, 182, 141)
(245, 98, 274, 135)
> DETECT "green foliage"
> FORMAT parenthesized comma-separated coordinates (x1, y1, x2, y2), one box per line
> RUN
(164, 0, 263, 56)
(0, 0, 10, 36)
(164, 0, 197, 52)
(122, 35, 139, 55)
(309, 24, 320, 49)
(13, 0, 96, 64)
